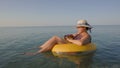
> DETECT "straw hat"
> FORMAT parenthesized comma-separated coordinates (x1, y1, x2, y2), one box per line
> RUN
(76, 20, 92, 29)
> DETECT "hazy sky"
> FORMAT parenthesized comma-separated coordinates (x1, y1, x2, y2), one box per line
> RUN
(0, 0, 120, 26)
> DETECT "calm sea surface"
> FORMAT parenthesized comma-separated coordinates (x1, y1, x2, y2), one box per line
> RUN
(0, 25, 120, 68)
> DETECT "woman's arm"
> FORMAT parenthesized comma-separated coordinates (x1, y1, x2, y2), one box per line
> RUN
(66, 34, 89, 46)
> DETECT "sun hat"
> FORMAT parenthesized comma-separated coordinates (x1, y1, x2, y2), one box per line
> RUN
(76, 20, 92, 29)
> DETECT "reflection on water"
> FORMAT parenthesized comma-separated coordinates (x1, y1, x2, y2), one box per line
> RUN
(43, 51, 96, 68)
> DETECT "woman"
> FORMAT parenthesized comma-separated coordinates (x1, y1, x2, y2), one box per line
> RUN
(25, 20, 92, 55)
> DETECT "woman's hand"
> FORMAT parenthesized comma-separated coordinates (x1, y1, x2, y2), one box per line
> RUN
(66, 38, 73, 43)
(64, 34, 74, 40)
(66, 38, 82, 46)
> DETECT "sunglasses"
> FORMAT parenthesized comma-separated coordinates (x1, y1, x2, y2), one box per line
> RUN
(76, 26, 85, 28)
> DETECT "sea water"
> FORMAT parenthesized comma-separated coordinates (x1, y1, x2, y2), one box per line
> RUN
(0, 25, 120, 68)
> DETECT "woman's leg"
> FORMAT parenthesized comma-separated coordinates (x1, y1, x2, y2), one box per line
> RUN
(39, 36, 65, 48)
(38, 36, 65, 52)
(24, 36, 66, 55)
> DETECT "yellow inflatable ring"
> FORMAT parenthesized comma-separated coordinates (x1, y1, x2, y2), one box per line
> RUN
(52, 43, 96, 53)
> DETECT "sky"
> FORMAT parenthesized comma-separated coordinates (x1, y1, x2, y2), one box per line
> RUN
(0, 0, 120, 26)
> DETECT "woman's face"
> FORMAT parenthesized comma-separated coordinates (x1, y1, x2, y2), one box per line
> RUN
(76, 26, 86, 33)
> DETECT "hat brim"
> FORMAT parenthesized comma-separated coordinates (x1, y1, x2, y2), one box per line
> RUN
(76, 25, 92, 29)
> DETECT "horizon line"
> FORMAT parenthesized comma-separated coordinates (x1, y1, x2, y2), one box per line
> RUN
(0, 25, 120, 27)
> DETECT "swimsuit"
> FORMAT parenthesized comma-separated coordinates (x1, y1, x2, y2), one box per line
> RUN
(73, 34, 82, 40)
